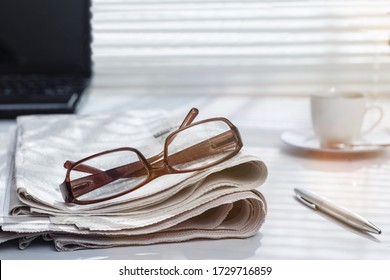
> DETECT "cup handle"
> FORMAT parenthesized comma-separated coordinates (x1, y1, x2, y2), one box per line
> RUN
(361, 105, 384, 135)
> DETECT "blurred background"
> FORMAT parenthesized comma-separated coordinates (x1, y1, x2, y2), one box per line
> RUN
(90, 0, 390, 97)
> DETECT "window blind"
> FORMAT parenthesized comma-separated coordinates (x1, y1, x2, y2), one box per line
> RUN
(90, 0, 390, 96)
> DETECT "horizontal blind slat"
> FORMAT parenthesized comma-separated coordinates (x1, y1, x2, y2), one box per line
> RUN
(90, 0, 390, 96)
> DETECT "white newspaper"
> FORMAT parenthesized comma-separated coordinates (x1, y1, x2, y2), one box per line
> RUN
(0, 109, 268, 251)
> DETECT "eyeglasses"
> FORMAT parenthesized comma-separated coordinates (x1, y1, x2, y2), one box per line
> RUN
(59, 108, 243, 204)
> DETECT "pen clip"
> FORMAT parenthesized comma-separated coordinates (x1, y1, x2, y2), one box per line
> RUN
(296, 195, 317, 210)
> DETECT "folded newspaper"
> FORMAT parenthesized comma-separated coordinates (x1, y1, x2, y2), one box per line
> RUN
(0, 109, 268, 251)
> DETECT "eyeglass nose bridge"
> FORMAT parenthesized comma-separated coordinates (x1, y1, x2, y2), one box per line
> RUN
(146, 159, 176, 180)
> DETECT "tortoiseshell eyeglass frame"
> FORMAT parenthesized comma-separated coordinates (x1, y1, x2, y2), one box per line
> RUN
(59, 108, 243, 205)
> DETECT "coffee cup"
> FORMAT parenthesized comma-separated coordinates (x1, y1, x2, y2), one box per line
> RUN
(310, 90, 383, 147)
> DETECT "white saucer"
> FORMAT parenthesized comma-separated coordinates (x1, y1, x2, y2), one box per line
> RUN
(280, 131, 386, 154)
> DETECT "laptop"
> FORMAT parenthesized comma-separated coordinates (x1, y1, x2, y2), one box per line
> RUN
(0, 0, 92, 118)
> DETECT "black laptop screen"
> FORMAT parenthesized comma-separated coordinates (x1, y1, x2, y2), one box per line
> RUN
(0, 0, 92, 76)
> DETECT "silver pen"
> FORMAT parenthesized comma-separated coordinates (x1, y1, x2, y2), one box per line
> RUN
(294, 188, 381, 234)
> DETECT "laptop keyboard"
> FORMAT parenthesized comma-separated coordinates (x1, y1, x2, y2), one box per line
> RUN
(0, 76, 84, 103)
(0, 75, 89, 118)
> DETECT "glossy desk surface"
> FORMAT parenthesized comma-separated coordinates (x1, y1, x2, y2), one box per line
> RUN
(1, 93, 390, 259)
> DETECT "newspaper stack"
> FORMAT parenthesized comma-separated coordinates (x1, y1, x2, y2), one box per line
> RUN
(0, 109, 268, 251)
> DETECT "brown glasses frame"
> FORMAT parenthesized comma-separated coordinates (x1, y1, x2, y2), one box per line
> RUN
(59, 108, 243, 205)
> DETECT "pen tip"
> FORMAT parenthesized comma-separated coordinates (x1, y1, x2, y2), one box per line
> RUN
(366, 222, 382, 235)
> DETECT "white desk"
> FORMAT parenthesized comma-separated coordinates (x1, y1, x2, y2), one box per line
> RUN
(1, 93, 390, 259)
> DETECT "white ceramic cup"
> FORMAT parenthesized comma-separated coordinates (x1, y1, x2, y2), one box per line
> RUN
(310, 91, 383, 147)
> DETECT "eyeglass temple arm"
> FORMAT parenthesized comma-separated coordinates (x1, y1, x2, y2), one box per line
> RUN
(179, 108, 199, 129)
(66, 130, 238, 199)
(70, 162, 147, 199)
